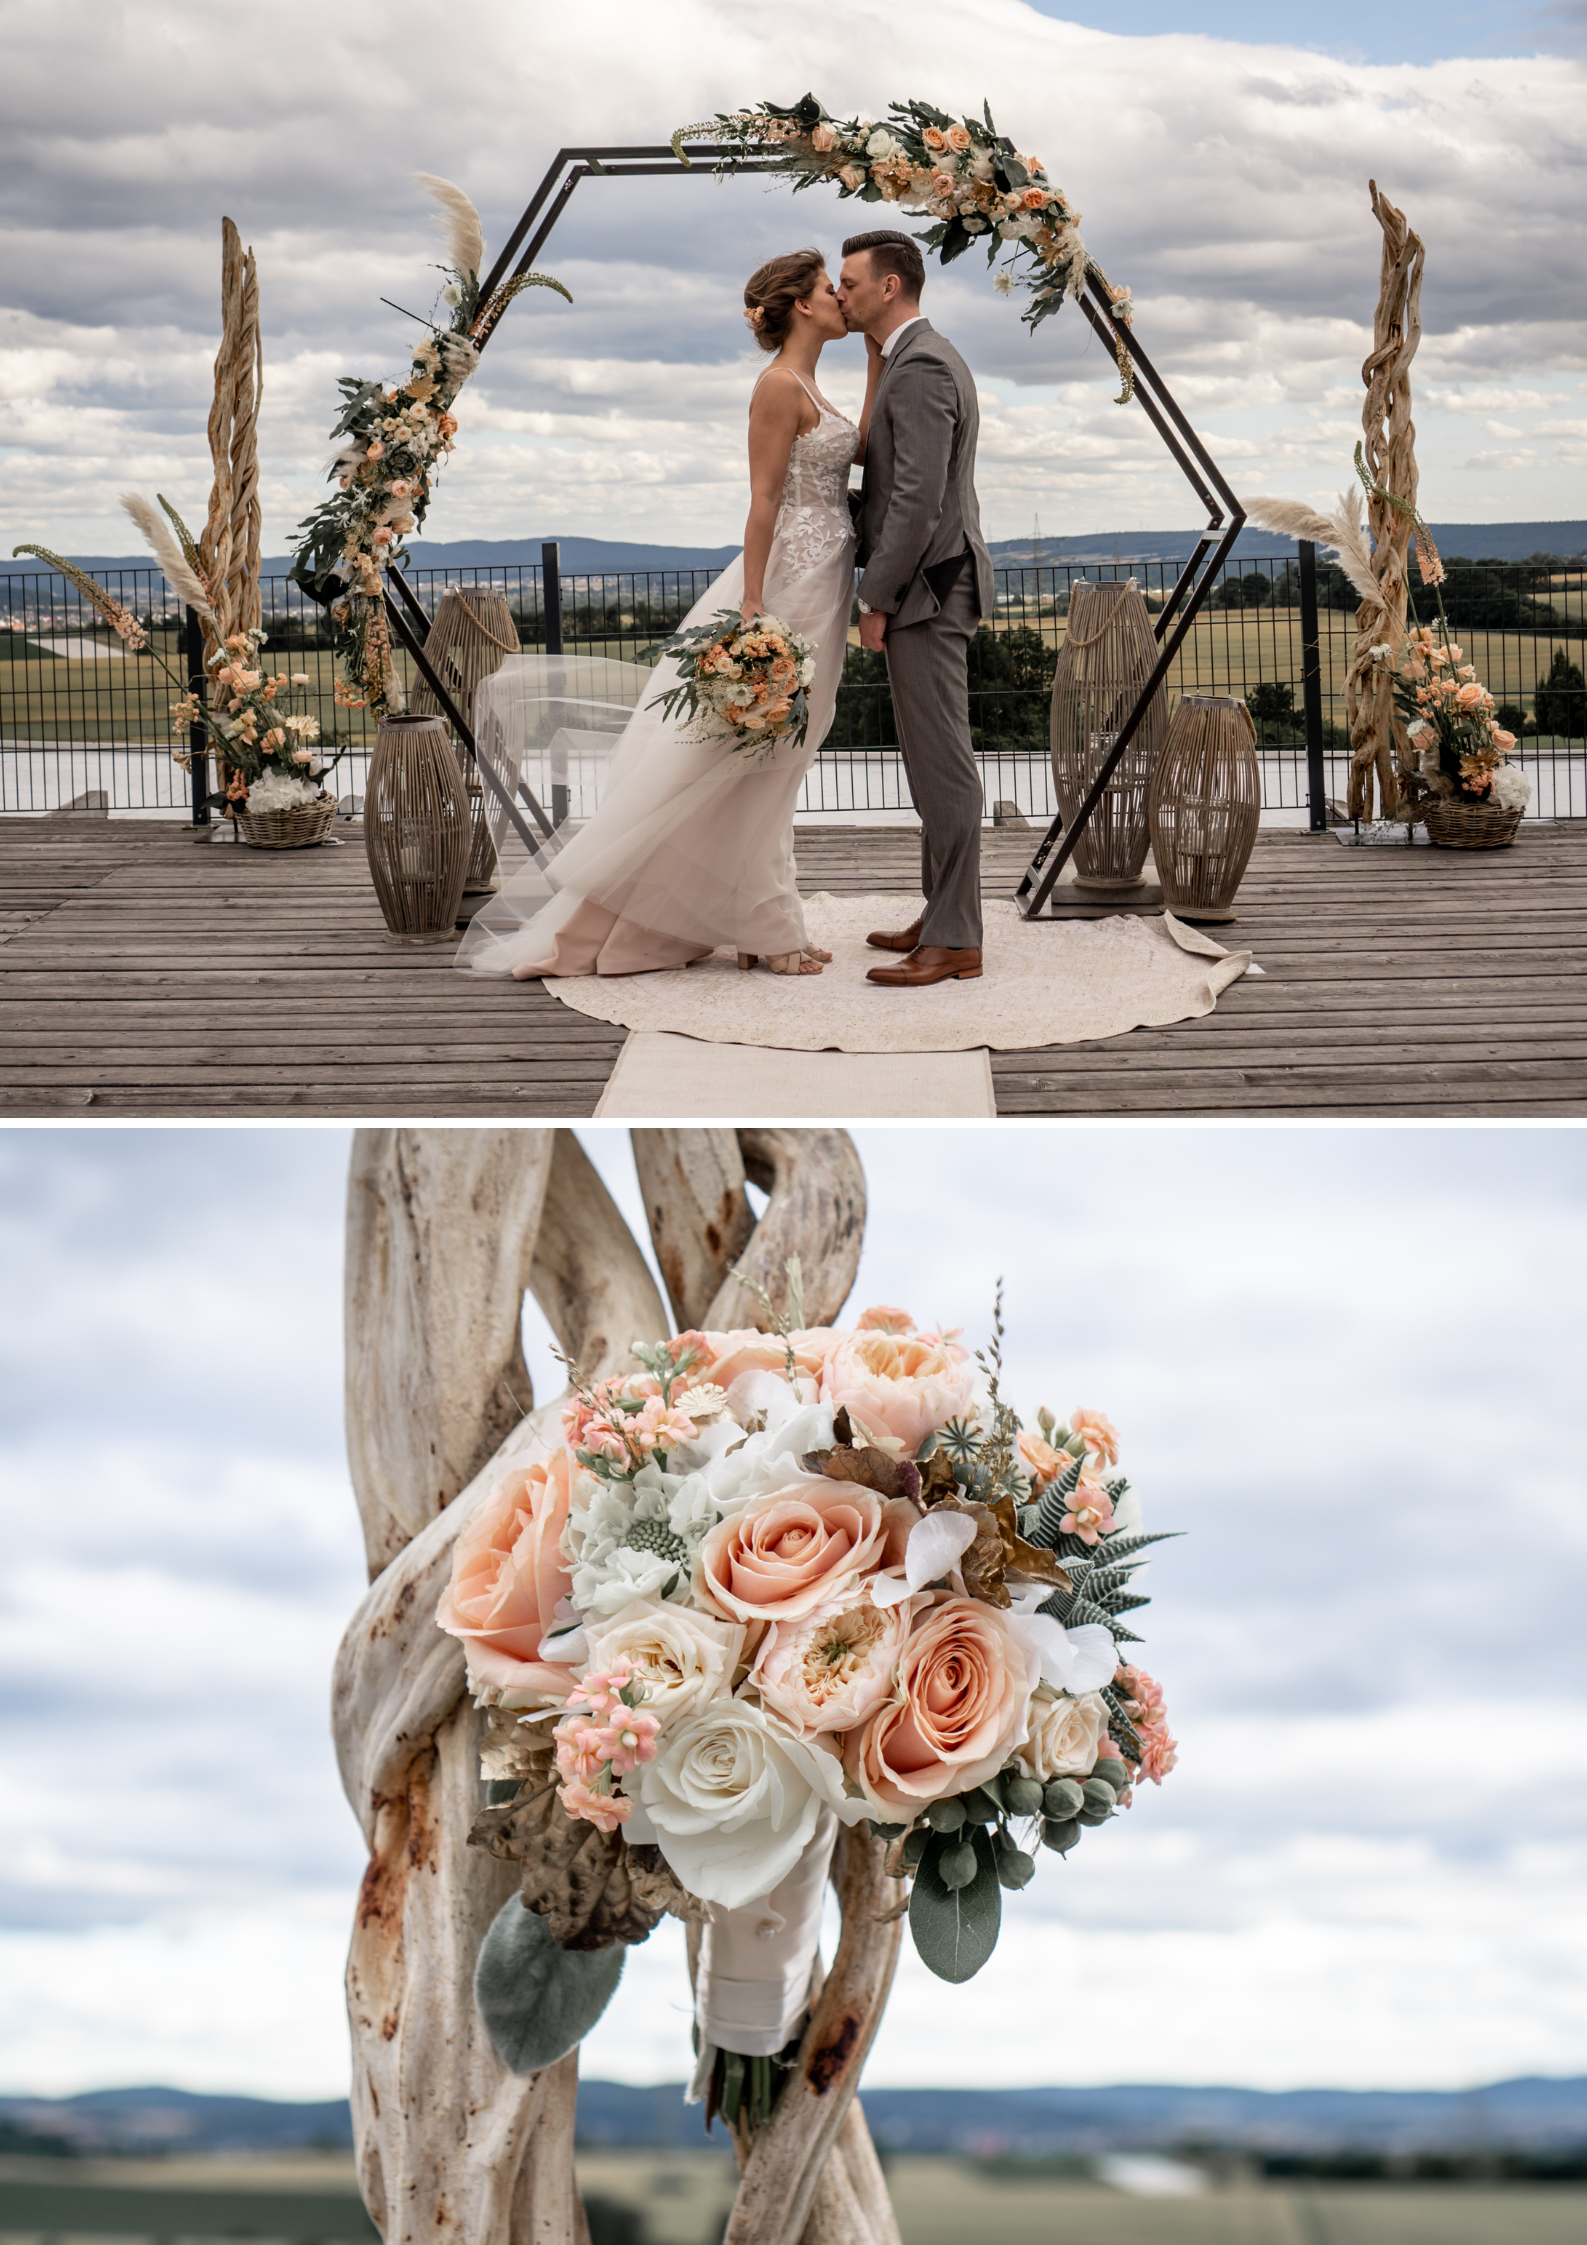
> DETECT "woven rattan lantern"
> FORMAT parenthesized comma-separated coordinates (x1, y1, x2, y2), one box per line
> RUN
(1148, 693, 1262, 922)
(364, 715, 471, 943)
(1049, 579, 1169, 897)
(408, 586, 521, 893)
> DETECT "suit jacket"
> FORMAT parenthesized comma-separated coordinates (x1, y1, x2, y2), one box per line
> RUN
(853, 320, 995, 630)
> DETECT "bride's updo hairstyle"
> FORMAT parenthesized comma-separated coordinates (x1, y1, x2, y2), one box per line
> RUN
(743, 249, 826, 352)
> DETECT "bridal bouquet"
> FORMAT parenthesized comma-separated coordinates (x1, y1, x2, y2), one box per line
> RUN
(648, 608, 819, 758)
(440, 1287, 1177, 2006)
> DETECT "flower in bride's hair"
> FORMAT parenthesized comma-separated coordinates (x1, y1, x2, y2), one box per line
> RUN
(743, 305, 766, 331)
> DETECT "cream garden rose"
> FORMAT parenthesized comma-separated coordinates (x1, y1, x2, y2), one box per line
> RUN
(1015, 1688, 1110, 1781)
(580, 1598, 745, 1732)
(752, 1592, 918, 1737)
(821, 1318, 976, 1453)
(633, 1698, 839, 1906)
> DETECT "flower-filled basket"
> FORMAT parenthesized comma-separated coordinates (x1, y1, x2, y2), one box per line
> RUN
(439, 1283, 1177, 2137)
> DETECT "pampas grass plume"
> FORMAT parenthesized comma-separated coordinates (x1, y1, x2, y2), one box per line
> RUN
(1241, 490, 1382, 610)
(412, 172, 485, 281)
(120, 492, 215, 619)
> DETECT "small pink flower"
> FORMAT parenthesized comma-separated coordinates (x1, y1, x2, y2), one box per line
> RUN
(1070, 1407, 1120, 1466)
(602, 1710, 660, 1776)
(1137, 1729, 1178, 1784)
(1060, 1489, 1115, 1545)
(556, 1775, 630, 1831)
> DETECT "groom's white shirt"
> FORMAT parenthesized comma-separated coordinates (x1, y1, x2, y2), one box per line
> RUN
(880, 314, 927, 358)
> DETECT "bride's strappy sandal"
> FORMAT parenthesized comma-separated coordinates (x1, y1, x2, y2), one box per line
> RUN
(737, 951, 824, 976)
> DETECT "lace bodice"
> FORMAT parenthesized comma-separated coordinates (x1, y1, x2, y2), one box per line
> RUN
(763, 374, 860, 574)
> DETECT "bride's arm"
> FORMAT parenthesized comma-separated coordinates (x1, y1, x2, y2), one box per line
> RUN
(742, 373, 804, 620)
(853, 330, 885, 464)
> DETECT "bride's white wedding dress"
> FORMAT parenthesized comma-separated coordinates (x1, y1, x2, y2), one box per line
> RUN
(454, 372, 860, 979)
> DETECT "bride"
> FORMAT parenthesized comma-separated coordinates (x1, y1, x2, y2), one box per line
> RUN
(454, 249, 878, 981)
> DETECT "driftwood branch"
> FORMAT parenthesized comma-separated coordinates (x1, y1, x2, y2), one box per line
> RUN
(1345, 180, 1425, 821)
(708, 1129, 867, 1330)
(335, 1128, 888, 2245)
(631, 1130, 756, 1330)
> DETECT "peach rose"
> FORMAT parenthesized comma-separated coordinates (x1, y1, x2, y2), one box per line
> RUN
(822, 1325, 976, 1454)
(856, 1305, 914, 1334)
(811, 122, 837, 153)
(846, 1596, 1031, 1816)
(695, 1326, 841, 1391)
(1021, 187, 1048, 209)
(697, 1478, 891, 1624)
(753, 1591, 919, 1736)
(922, 125, 948, 151)
(1456, 681, 1484, 709)
(437, 1450, 578, 1702)
(946, 123, 972, 151)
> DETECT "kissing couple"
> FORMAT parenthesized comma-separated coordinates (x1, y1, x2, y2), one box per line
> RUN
(456, 228, 996, 991)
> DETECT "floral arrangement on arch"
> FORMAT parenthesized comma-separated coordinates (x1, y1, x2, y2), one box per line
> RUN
(290, 176, 569, 721)
(648, 607, 820, 757)
(672, 93, 1134, 394)
(440, 1277, 1178, 2087)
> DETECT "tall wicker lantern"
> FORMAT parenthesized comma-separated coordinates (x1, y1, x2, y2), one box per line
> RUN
(1148, 693, 1262, 923)
(1049, 580, 1169, 897)
(364, 715, 471, 943)
(408, 586, 521, 893)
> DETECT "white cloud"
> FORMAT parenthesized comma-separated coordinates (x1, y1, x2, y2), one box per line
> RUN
(1, 1, 1584, 557)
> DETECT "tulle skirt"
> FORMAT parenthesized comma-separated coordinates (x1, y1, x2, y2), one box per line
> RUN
(453, 529, 856, 978)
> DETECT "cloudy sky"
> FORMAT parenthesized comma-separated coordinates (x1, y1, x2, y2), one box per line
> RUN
(2, 0, 1585, 566)
(1, 1121, 1583, 2103)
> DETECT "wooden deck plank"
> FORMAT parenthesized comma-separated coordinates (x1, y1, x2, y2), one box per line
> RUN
(3, 816, 1586, 1119)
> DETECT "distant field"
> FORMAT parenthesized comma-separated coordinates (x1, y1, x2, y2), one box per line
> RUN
(4, 603, 1580, 752)
(4, 2151, 1584, 2245)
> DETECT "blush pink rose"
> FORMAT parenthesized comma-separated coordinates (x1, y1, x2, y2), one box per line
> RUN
(845, 1596, 1031, 1816)
(821, 1325, 976, 1453)
(695, 1326, 842, 1392)
(752, 1590, 920, 1737)
(437, 1449, 578, 1701)
(696, 1478, 890, 1624)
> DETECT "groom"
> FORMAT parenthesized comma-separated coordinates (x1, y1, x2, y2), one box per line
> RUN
(837, 230, 995, 987)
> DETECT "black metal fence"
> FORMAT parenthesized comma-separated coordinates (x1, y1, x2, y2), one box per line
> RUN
(4, 550, 1583, 822)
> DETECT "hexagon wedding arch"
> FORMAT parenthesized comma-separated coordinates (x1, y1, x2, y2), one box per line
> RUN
(319, 95, 1246, 922)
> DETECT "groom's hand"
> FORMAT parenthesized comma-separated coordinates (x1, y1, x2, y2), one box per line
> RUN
(858, 609, 888, 653)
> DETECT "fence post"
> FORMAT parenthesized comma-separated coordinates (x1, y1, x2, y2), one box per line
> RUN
(1299, 541, 1327, 832)
(184, 604, 211, 828)
(542, 540, 567, 828)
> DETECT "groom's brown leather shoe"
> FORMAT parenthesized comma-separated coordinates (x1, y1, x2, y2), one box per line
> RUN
(867, 946, 983, 987)
(866, 914, 924, 952)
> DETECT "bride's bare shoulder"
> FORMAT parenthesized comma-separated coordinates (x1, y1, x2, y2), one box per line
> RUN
(748, 365, 813, 425)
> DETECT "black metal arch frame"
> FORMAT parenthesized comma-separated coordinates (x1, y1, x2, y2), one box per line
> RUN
(376, 141, 1247, 905)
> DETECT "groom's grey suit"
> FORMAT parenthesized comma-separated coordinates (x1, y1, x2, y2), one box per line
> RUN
(854, 319, 995, 949)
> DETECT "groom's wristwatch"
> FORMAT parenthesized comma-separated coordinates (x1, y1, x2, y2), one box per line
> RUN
(857, 599, 873, 615)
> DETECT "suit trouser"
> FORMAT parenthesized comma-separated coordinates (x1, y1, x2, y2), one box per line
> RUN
(884, 566, 983, 949)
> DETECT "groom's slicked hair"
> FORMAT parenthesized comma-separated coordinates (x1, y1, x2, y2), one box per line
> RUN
(843, 229, 925, 301)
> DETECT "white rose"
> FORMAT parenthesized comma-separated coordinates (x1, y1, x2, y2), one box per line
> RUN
(581, 1597, 744, 1732)
(633, 1700, 856, 1907)
(1016, 1688, 1111, 1781)
(1489, 762, 1533, 811)
(865, 127, 898, 158)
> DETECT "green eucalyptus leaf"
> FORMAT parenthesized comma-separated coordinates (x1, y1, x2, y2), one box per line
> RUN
(909, 1826, 1002, 1983)
(473, 1896, 624, 2075)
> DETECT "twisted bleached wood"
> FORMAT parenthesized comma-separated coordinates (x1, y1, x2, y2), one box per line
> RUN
(706, 1129, 867, 1331)
(199, 218, 261, 655)
(1345, 181, 1425, 821)
(344, 1129, 556, 1578)
(722, 1825, 905, 2245)
(337, 1128, 887, 2245)
(632, 1130, 756, 1330)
